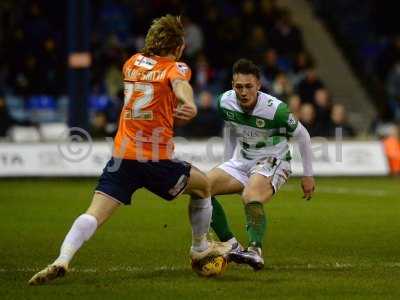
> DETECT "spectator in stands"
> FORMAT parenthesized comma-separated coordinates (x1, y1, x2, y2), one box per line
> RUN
(130, 5, 151, 36)
(313, 88, 332, 136)
(105, 62, 123, 99)
(241, 0, 257, 21)
(193, 53, 215, 91)
(375, 35, 400, 81)
(97, 0, 131, 45)
(0, 96, 15, 137)
(240, 0, 258, 36)
(90, 111, 109, 139)
(2, 1, 319, 139)
(291, 51, 314, 86)
(183, 17, 204, 63)
(40, 37, 63, 95)
(271, 72, 293, 101)
(386, 61, 400, 121)
(292, 51, 313, 75)
(184, 91, 223, 137)
(296, 68, 324, 103)
(14, 55, 41, 96)
(261, 49, 281, 85)
(288, 94, 302, 119)
(214, 17, 244, 68)
(11, 1, 62, 97)
(258, 0, 282, 29)
(383, 124, 400, 175)
(245, 26, 269, 65)
(0, 95, 33, 138)
(201, 6, 221, 67)
(327, 104, 355, 138)
(108, 88, 124, 125)
(89, 84, 112, 118)
(299, 103, 319, 137)
(268, 9, 304, 58)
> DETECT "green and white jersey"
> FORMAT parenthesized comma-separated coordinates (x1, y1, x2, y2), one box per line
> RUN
(218, 90, 298, 161)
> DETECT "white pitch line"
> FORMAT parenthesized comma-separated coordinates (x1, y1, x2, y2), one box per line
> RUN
(268, 262, 400, 270)
(2, 262, 400, 273)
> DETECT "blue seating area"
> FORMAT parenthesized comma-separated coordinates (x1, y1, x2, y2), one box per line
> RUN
(0, 0, 355, 138)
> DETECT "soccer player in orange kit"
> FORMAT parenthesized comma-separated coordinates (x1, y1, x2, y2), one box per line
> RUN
(29, 15, 229, 285)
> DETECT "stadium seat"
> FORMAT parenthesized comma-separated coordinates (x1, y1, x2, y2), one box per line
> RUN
(56, 96, 69, 122)
(27, 95, 58, 123)
(89, 94, 111, 111)
(39, 122, 69, 141)
(5, 95, 28, 121)
(8, 126, 41, 143)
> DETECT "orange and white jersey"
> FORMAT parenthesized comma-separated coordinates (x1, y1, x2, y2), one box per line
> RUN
(113, 53, 191, 160)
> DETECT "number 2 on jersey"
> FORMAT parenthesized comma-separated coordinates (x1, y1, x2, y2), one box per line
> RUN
(124, 82, 154, 120)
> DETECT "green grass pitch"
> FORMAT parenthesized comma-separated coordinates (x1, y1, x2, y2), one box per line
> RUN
(0, 177, 399, 299)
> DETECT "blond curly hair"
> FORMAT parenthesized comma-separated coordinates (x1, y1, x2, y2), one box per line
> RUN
(141, 15, 184, 57)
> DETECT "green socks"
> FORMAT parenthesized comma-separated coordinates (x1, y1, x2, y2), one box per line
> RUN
(210, 197, 267, 248)
(245, 201, 267, 248)
(210, 197, 234, 242)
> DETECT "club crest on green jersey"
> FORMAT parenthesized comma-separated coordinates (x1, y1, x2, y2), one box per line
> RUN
(256, 118, 265, 128)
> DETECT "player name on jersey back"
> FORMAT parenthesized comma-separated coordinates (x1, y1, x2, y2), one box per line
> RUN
(114, 53, 191, 161)
(125, 69, 167, 82)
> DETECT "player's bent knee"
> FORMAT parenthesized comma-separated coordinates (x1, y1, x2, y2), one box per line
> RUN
(242, 190, 260, 203)
(242, 187, 274, 204)
(185, 167, 211, 199)
(207, 177, 219, 197)
(208, 179, 219, 197)
(188, 187, 211, 200)
(86, 193, 120, 226)
(208, 176, 226, 196)
(185, 179, 211, 198)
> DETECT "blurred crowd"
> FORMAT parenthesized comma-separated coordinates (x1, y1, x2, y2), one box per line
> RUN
(312, 0, 400, 128)
(1, 0, 355, 140)
(311, 0, 400, 174)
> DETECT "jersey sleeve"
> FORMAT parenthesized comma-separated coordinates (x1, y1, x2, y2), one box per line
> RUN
(274, 102, 299, 136)
(223, 121, 237, 160)
(167, 62, 192, 83)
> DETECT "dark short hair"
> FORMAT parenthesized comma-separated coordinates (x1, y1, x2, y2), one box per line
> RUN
(232, 58, 261, 80)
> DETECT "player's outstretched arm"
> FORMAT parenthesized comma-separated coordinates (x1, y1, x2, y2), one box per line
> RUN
(291, 122, 315, 200)
(172, 79, 197, 126)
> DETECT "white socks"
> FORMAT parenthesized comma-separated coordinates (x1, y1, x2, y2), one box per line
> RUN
(53, 198, 213, 264)
(53, 214, 98, 266)
(189, 197, 212, 252)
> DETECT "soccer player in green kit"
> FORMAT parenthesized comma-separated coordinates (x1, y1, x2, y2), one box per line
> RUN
(208, 59, 315, 270)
